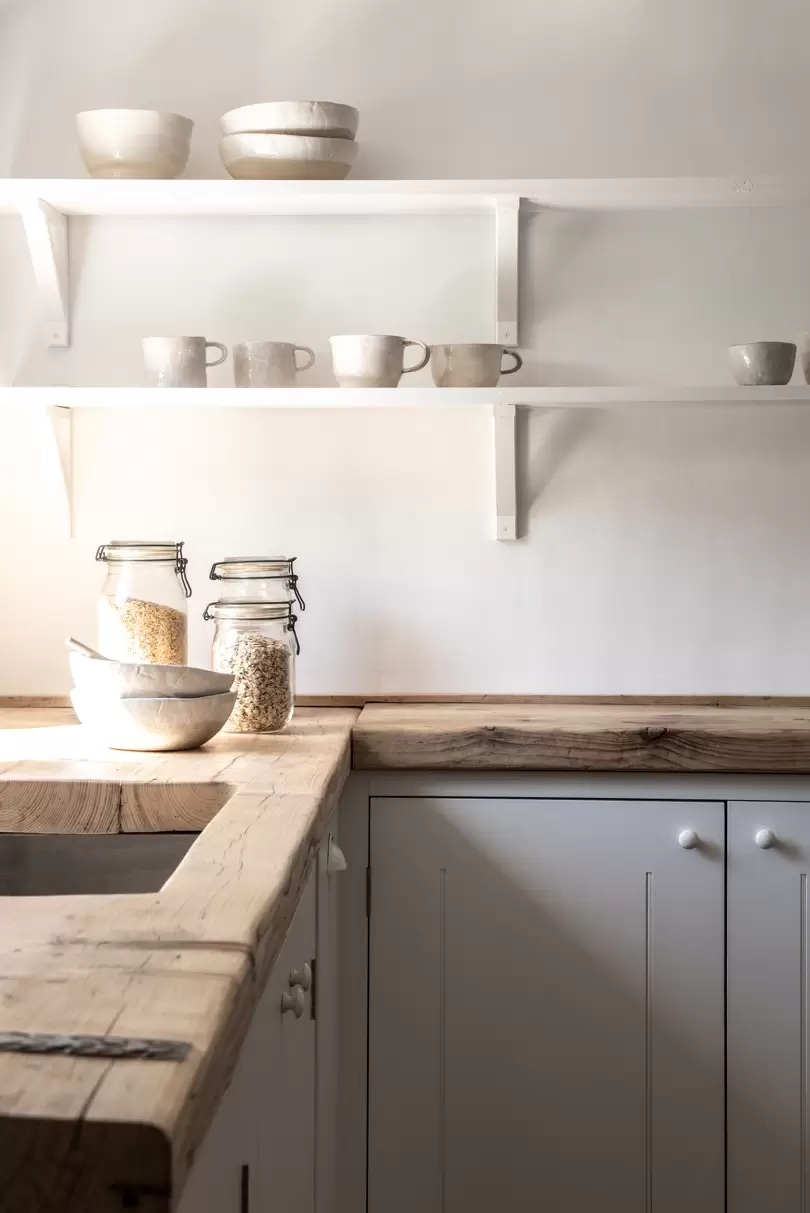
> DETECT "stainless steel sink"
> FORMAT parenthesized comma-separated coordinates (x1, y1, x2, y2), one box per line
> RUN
(0, 833, 196, 896)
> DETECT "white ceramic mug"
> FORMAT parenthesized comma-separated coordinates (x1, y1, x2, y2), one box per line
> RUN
(143, 337, 228, 388)
(430, 343, 523, 388)
(329, 334, 430, 388)
(233, 341, 316, 388)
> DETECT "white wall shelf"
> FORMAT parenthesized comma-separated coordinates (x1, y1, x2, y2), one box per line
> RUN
(3, 174, 810, 538)
(4, 384, 810, 540)
(3, 176, 810, 350)
(2, 385, 810, 408)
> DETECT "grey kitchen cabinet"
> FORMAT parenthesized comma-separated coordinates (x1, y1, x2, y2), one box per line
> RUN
(728, 800, 810, 1213)
(368, 796, 725, 1213)
(178, 866, 317, 1213)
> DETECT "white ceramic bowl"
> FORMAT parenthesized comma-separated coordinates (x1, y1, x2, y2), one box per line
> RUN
(76, 109, 193, 179)
(69, 651, 234, 700)
(219, 133, 358, 180)
(220, 101, 359, 140)
(70, 688, 236, 752)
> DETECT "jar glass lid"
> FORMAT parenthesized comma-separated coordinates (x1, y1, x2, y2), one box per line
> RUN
(203, 599, 300, 652)
(209, 557, 304, 609)
(98, 541, 184, 562)
(203, 600, 294, 621)
(96, 542, 191, 597)
(209, 557, 296, 580)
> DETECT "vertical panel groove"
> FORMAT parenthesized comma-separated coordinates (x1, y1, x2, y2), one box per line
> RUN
(646, 871, 653, 1213)
(801, 872, 807, 1213)
(439, 867, 447, 1213)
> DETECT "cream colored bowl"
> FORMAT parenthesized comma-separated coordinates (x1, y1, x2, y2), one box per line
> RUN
(220, 101, 359, 140)
(69, 650, 234, 700)
(70, 688, 236, 752)
(219, 132, 359, 180)
(76, 109, 193, 179)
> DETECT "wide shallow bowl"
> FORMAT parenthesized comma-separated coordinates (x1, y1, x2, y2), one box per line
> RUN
(219, 132, 358, 180)
(76, 109, 193, 179)
(70, 688, 237, 752)
(69, 650, 234, 699)
(729, 341, 796, 386)
(220, 101, 359, 140)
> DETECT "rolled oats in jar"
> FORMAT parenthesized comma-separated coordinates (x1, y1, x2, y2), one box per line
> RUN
(204, 601, 298, 732)
(96, 542, 192, 665)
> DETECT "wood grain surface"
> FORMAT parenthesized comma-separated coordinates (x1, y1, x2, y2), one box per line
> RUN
(0, 707, 356, 1212)
(353, 701, 810, 771)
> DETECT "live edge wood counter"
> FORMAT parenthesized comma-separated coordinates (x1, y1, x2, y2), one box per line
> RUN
(0, 707, 357, 1213)
(352, 700, 810, 771)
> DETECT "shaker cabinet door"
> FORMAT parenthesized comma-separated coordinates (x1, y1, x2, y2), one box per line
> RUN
(254, 870, 317, 1213)
(178, 870, 317, 1213)
(728, 801, 810, 1213)
(368, 797, 724, 1213)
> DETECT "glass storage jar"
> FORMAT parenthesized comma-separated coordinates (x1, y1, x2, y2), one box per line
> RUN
(208, 557, 305, 610)
(204, 600, 299, 733)
(96, 541, 192, 665)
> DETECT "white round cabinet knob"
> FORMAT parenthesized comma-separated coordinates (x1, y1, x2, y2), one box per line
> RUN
(281, 988, 306, 1018)
(289, 963, 312, 992)
(678, 829, 699, 850)
(755, 829, 776, 850)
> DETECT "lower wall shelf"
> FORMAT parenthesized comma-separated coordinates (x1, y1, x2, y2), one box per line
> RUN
(4, 384, 810, 541)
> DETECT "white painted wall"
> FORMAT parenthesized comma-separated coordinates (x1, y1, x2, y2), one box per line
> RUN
(2, 0, 810, 694)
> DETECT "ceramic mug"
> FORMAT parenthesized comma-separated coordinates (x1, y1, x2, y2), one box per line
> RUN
(430, 343, 523, 388)
(233, 341, 316, 388)
(143, 337, 228, 388)
(329, 334, 430, 388)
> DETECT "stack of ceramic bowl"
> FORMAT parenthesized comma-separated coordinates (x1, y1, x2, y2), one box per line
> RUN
(67, 640, 236, 752)
(219, 101, 359, 180)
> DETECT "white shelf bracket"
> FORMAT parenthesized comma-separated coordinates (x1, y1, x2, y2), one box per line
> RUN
(493, 402, 517, 541)
(494, 196, 521, 347)
(20, 199, 69, 348)
(46, 405, 73, 536)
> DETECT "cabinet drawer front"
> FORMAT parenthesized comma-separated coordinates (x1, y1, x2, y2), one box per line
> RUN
(369, 797, 724, 1213)
(728, 800, 810, 1213)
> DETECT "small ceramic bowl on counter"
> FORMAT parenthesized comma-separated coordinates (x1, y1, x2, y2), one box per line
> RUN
(729, 341, 796, 386)
(70, 687, 236, 752)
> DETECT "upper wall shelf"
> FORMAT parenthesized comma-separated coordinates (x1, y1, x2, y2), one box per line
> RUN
(2, 176, 810, 216)
(3, 176, 810, 351)
(5, 385, 810, 543)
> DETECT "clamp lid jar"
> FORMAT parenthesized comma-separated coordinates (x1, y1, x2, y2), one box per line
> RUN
(96, 541, 192, 665)
(204, 600, 298, 733)
(209, 557, 305, 610)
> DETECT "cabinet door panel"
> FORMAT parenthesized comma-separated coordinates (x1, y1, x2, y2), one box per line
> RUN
(728, 800, 810, 1213)
(180, 871, 316, 1213)
(255, 871, 317, 1213)
(369, 797, 724, 1213)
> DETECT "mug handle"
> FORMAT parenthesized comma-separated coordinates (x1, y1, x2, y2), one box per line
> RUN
(402, 340, 430, 374)
(500, 349, 523, 375)
(294, 346, 316, 372)
(205, 341, 228, 368)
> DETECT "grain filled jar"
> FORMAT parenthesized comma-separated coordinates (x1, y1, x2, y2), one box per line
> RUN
(204, 601, 299, 733)
(208, 557, 305, 610)
(96, 542, 192, 665)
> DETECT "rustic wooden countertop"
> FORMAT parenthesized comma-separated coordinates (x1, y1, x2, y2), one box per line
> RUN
(3, 696, 810, 1211)
(352, 700, 810, 771)
(0, 706, 357, 1213)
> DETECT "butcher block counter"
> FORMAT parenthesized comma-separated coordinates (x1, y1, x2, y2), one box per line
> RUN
(0, 706, 357, 1213)
(3, 696, 810, 1212)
